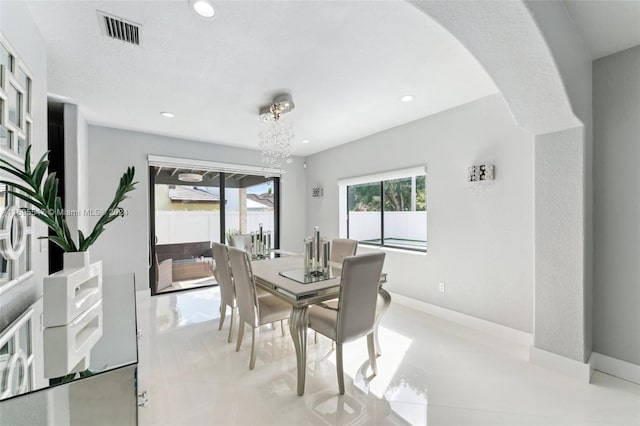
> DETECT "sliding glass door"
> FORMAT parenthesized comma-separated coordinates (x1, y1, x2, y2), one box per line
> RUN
(224, 174, 277, 248)
(149, 166, 280, 295)
(154, 172, 222, 246)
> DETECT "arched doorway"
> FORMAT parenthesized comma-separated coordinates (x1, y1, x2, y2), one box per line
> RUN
(411, 0, 592, 376)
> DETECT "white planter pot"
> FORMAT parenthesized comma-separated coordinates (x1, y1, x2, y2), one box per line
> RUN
(43, 252, 103, 328)
(42, 251, 104, 378)
(43, 299, 103, 378)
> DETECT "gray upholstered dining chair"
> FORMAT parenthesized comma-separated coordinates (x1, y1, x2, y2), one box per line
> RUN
(313, 237, 358, 344)
(212, 243, 278, 343)
(330, 238, 358, 264)
(228, 246, 291, 370)
(229, 234, 253, 252)
(308, 252, 385, 394)
(212, 242, 237, 343)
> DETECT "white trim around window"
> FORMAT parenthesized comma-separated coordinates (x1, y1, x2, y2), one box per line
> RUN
(337, 165, 426, 188)
(147, 155, 282, 177)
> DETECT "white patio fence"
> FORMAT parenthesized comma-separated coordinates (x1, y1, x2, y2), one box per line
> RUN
(155, 210, 425, 245)
(155, 211, 275, 244)
(348, 211, 427, 243)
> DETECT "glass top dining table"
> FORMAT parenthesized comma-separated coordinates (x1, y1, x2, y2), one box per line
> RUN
(250, 252, 390, 396)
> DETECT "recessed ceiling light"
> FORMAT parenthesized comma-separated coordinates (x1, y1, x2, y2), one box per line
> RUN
(191, 0, 216, 18)
(302, 140, 310, 144)
(160, 111, 175, 118)
(400, 95, 414, 103)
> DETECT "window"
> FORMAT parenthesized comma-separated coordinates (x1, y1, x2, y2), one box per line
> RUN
(347, 181, 381, 243)
(224, 176, 276, 246)
(343, 167, 426, 252)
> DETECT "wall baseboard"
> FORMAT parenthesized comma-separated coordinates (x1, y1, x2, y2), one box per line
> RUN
(589, 352, 640, 385)
(136, 288, 151, 299)
(388, 292, 640, 385)
(388, 291, 534, 346)
(529, 347, 593, 382)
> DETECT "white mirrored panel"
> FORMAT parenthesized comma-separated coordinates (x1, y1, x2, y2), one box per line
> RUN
(0, 364, 137, 426)
(7, 84, 21, 128)
(0, 184, 8, 284)
(0, 275, 138, 402)
(0, 43, 10, 88)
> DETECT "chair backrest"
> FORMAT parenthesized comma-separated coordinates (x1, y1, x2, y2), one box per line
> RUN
(229, 234, 253, 253)
(336, 252, 385, 344)
(228, 246, 259, 327)
(211, 243, 235, 308)
(330, 238, 358, 264)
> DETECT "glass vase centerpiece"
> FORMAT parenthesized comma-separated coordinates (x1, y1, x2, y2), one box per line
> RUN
(304, 226, 330, 277)
(250, 223, 271, 260)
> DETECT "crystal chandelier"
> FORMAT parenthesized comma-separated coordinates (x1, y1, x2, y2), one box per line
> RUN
(258, 94, 295, 173)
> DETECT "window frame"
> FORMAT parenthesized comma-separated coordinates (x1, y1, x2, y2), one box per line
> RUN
(340, 166, 427, 253)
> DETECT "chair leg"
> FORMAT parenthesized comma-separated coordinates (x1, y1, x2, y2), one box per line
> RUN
(218, 304, 226, 330)
(250, 327, 260, 370)
(367, 332, 378, 376)
(227, 308, 235, 343)
(374, 323, 382, 357)
(280, 319, 285, 336)
(336, 343, 345, 394)
(236, 319, 244, 352)
(314, 331, 318, 344)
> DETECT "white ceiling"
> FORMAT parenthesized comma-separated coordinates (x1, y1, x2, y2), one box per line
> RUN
(564, 0, 640, 59)
(26, 0, 497, 157)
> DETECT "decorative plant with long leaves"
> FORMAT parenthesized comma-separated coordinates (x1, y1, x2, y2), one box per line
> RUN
(0, 146, 137, 252)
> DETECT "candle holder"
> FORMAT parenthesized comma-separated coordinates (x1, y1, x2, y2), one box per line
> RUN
(304, 237, 314, 274)
(249, 224, 272, 260)
(304, 226, 330, 277)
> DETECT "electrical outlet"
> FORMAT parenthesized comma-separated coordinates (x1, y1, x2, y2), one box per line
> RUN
(439, 282, 446, 293)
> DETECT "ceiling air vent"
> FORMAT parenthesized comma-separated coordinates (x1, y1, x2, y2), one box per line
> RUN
(98, 11, 142, 46)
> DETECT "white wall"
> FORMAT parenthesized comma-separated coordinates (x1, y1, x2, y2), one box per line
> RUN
(306, 94, 534, 332)
(534, 127, 586, 360)
(593, 45, 640, 366)
(87, 126, 306, 291)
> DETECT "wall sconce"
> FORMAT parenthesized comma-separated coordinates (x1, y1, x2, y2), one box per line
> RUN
(312, 186, 323, 198)
(468, 165, 495, 182)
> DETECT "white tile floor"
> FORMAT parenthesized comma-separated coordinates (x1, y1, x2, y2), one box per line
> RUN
(156, 277, 217, 294)
(139, 287, 640, 425)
